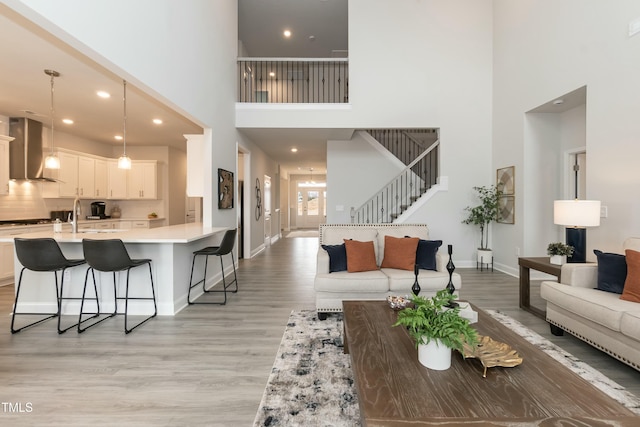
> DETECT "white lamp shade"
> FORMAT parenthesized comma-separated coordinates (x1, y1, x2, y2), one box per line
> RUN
(117, 154, 132, 170)
(554, 200, 601, 227)
(44, 154, 60, 169)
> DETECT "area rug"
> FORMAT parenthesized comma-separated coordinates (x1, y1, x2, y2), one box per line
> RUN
(253, 310, 640, 426)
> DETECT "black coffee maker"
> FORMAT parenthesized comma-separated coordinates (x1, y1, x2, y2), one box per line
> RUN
(90, 201, 107, 218)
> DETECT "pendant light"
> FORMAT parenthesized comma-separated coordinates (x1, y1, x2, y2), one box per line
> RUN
(117, 79, 132, 169)
(44, 69, 60, 169)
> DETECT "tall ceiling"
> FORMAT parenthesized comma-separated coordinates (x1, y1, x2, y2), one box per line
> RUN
(237, 0, 349, 175)
(0, 1, 349, 174)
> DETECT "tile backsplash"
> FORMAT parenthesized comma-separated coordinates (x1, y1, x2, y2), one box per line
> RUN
(0, 181, 49, 220)
(1, 181, 164, 221)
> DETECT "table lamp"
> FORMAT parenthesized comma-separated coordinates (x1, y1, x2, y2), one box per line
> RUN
(553, 200, 601, 263)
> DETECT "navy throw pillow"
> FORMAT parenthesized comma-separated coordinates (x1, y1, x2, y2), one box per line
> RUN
(415, 239, 443, 271)
(322, 244, 347, 273)
(594, 249, 627, 294)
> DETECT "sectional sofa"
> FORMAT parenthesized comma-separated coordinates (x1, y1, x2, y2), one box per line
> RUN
(314, 223, 461, 320)
(540, 237, 640, 371)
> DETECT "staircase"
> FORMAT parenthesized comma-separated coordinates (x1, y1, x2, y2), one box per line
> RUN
(352, 129, 439, 224)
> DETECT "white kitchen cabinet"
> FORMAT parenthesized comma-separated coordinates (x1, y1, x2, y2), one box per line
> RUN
(77, 156, 95, 198)
(107, 160, 128, 199)
(128, 161, 158, 199)
(0, 136, 11, 195)
(94, 159, 108, 199)
(42, 151, 99, 199)
(118, 221, 132, 229)
(56, 151, 79, 197)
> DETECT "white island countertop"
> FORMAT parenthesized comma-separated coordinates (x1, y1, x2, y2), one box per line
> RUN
(0, 223, 228, 244)
(2, 223, 230, 315)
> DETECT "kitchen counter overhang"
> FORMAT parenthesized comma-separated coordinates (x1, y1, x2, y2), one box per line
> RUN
(1, 224, 229, 316)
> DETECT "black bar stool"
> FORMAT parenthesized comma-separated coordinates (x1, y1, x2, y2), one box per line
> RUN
(79, 239, 157, 334)
(11, 238, 88, 334)
(188, 228, 238, 305)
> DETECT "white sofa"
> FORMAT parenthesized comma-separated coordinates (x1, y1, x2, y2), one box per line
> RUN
(540, 237, 640, 371)
(314, 224, 461, 319)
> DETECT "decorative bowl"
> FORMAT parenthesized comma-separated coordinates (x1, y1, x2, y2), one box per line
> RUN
(386, 295, 411, 310)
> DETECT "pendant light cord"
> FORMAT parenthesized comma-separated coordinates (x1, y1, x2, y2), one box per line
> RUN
(123, 79, 127, 156)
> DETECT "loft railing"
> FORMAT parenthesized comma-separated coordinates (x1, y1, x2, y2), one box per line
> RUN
(352, 141, 439, 224)
(366, 129, 437, 167)
(238, 58, 348, 103)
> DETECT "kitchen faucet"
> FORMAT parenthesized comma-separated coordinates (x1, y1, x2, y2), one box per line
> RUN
(69, 195, 82, 233)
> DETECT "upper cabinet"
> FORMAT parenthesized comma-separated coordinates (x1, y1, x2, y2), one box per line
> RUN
(107, 160, 159, 200)
(128, 161, 158, 199)
(42, 151, 79, 198)
(39, 148, 159, 200)
(94, 159, 108, 199)
(107, 160, 128, 199)
(0, 136, 12, 195)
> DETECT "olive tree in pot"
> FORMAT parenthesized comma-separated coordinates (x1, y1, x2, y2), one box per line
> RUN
(462, 185, 502, 265)
(393, 290, 478, 370)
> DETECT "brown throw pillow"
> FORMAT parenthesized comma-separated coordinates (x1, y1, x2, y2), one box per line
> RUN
(344, 239, 378, 272)
(620, 249, 640, 302)
(380, 235, 419, 271)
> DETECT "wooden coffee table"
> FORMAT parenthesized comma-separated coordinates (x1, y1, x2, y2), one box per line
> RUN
(342, 300, 640, 426)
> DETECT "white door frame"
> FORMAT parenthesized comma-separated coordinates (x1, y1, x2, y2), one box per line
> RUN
(237, 142, 252, 258)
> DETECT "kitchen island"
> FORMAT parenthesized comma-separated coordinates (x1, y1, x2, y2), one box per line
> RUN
(0, 223, 229, 316)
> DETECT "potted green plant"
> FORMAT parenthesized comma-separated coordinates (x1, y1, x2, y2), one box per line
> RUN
(547, 242, 574, 265)
(393, 290, 478, 370)
(462, 185, 502, 264)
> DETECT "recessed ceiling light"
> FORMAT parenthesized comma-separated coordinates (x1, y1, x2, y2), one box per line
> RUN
(283, 29, 292, 38)
(97, 91, 111, 98)
(291, 148, 298, 152)
(269, 72, 275, 77)
(114, 135, 123, 141)
(152, 118, 163, 125)
(62, 118, 74, 125)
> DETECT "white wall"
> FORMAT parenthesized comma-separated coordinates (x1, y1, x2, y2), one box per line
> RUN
(493, 0, 640, 268)
(351, 0, 494, 264)
(236, 131, 279, 256)
(327, 134, 404, 223)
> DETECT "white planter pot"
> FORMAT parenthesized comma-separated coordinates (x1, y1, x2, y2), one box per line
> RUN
(477, 249, 493, 264)
(417, 339, 452, 370)
(549, 255, 566, 265)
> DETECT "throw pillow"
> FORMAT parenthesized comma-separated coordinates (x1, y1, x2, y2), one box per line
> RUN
(593, 249, 626, 294)
(415, 239, 443, 271)
(380, 236, 420, 271)
(343, 239, 378, 272)
(321, 244, 347, 273)
(621, 249, 640, 303)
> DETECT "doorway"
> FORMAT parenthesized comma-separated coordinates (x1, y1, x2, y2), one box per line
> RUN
(296, 184, 326, 229)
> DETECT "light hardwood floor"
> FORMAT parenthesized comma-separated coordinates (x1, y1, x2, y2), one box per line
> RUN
(1, 235, 640, 426)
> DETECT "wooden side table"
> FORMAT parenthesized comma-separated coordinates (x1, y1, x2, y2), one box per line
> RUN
(518, 257, 561, 319)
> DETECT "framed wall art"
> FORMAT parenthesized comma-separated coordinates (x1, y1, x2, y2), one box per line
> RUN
(496, 166, 515, 195)
(218, 168, 234, 209)
(497, 166, 515, 224)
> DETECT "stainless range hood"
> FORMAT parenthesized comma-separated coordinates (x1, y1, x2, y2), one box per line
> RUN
(8, 117, 54, 181)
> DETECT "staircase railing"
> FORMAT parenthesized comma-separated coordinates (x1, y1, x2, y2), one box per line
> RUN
(365, 129, 437, 166)
(351, 140, 439, 223)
